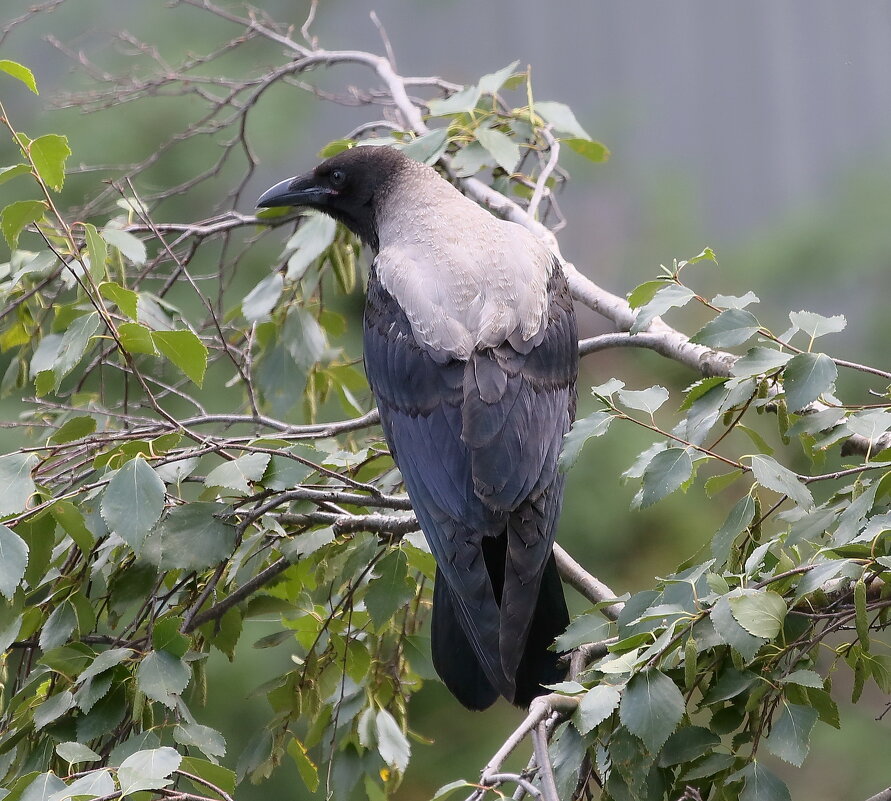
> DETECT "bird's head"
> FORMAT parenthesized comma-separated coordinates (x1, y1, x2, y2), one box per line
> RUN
(256, 145, 410, 249)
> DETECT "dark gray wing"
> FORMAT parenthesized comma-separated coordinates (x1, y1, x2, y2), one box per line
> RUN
(462, 266, 577, 682)
(363, 261, 577, 704)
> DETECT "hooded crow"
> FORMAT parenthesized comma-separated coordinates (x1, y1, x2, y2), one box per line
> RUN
(258, 145, 577, 709)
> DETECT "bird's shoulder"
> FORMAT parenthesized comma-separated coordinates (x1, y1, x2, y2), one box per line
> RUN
(372, 222, 555, 359)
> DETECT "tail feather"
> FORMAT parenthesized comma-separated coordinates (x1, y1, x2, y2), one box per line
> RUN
(430, 551, 569, 710)
(431, 569, 500, 710)
(512, 553, 569, 707)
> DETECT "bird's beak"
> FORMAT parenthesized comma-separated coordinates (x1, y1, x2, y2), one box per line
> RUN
(256, 173, 334, 208)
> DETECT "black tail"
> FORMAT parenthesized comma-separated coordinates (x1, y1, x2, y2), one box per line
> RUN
(430, 553, 569, 710)
(512, 553, 569, 707)
(431, 569, 500, 710)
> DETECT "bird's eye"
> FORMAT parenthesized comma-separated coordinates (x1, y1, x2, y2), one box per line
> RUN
(330, 169, 346, 187)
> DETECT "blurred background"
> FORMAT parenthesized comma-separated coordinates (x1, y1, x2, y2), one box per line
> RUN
(3, 2, 891, 798)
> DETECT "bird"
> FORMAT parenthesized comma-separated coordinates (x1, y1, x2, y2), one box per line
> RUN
(257, 145, 578, 710)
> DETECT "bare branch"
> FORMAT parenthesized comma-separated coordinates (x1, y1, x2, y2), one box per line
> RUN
(554, 545, 624, 619)
(531, 720, 560, 801)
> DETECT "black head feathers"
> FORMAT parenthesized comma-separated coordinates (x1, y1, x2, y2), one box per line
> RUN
(257, 145, 412, 249)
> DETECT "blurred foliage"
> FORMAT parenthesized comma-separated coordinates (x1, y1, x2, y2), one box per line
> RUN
(1, 4, 891, 801)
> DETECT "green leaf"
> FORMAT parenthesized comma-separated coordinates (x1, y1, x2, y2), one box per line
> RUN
(287, 739, 319, 793)
(680, 376, 729, 411)
(2, 200, 46, 249)
(731, 347, 793, 377)
(617, 385, 669, 415)
(781, 669, 824, 689)
(50, 415, 97, 445)
(550, 722, 586, 801)
(783, 352, 837, 412)
(262, 448, 315, 491)
(565, 138, 610, 162)
(704, 469, 744, 497)
(364, 550, 415, 630)
(284, 306, 328, 369)
(100, 455, 166, 550)
(0, 60, 38, 93)
(658, 725, 720, 766)
(535, 100, 591, 139)
(99, 281, 138, 320)
(711, 494, 755, 566)
(737, 761, 791, 801)
(151, 618, 189, 659)
(118, 321, 157, 355)
(29, 134, 70, 192)
(137, 650, 190, 709)
(317, 139, 355, 158)
(174, 722, 226, 761)
(280, 525, 335, 561)
(574, 684, 621, 734)
(0, 525, 28, 600)
(478, 61, 520, 94)
(712, 290, 760, 309)
(55, 741, 101, 765)
(748, 454, 813, 508)
(102, 227, 146, 265)
(619, 668, 684, 751)
(788, 310, 846, 340)
(19, 774, 67, 801)
(765, 703, 818, 767)
(474, 126, 520, 173)
(738, 424, 774, 456)
(82, 223, 108, 279)
(727, 589, 787, 639)
(205, 453, 271, 496)
(0, 452, 37, 515)
(427, 85, 481, 116)
(680, 752, 736, 781)
(559, 411, 612, 471)
(631, 283, 695, 333)
(554, 613, 610, 651)
(242, 273, 283, 322)
(375, 708, 410, 772)
(118, 747, 182, 795)
(285, 212, 337, 280)
(74, 671, 114, 715)
(702, 668, 759, 705)
(711, 595, 766, 660)
(627, 280, 665, 308)
(78, 647, 134, 685)
(0, 163, 32, 185)
(635, 447, 693, 508)
(258, 342, 305, 417)
(690, 308, 761, 348)
(52, 312, 100, 390)
(141, 503, 236, 571)
(846, 409, 891, 441)
(138, 293, 173, 330)
(397, 128, 450, 164)
(178, 757, 236, 796)
(34, 689, 74, 729)
(152, 329, 208, 386)
(793, 559, 853, 601)
(49, 771, 115, 801)
(450, 141, 492, 177)
(431, 780, 474, 800)
(685, 246, 717, 265)
(39, 601, 77, 651)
